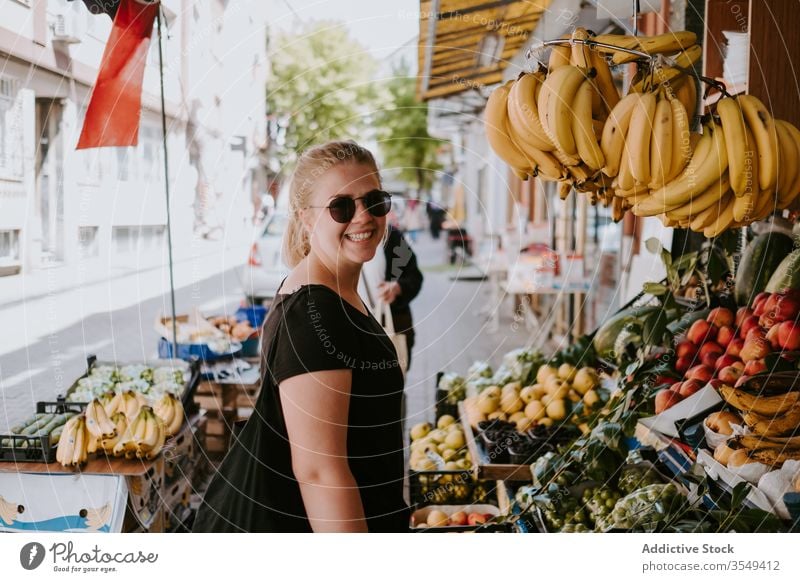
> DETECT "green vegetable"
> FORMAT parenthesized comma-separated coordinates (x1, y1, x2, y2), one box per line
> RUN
(593, 306, 659, 360)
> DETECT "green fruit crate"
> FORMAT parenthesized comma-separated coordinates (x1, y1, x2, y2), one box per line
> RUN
(408, 469, 497, 507)
(0, 399, 87, 463)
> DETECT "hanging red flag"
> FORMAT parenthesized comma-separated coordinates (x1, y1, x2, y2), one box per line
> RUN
(76, 0, 159, 149)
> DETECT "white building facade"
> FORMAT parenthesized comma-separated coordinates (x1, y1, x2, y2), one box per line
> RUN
(0, 0, 268, 276)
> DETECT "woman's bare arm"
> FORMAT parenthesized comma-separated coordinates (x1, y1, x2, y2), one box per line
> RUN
(279, 368, 367, 532)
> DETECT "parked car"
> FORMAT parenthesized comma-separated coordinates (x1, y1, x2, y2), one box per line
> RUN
(239, 212, 289, 304)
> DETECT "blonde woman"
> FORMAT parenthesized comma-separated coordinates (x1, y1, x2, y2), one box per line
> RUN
(193, 141, 409, 532)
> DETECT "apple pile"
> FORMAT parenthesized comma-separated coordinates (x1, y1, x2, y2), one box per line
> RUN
(655, 292, 800, 414)
(414, 508, 493, 529)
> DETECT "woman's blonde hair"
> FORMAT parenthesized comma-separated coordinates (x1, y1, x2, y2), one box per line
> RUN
(283, 140, 381, 268)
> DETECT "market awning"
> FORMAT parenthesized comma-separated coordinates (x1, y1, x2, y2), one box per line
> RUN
(417, 0, 552, 101)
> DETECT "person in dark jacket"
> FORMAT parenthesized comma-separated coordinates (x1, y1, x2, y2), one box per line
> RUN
(377, 225, 423, 370)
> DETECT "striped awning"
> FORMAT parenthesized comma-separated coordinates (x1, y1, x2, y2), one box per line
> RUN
(417, 0, 552, 101)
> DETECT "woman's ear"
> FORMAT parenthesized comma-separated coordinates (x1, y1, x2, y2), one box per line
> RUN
(299, 207, 314, 234)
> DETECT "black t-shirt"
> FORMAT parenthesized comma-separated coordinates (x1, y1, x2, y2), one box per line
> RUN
(192, 284, 410, 532)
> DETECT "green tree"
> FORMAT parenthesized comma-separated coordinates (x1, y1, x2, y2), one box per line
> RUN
(375, 60, 447, 199)
(267, 21, 379, 171)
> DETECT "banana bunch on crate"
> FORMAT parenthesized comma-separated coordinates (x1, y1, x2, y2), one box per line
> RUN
(485, 27, 800, 236)
(53, 390, 185, 467)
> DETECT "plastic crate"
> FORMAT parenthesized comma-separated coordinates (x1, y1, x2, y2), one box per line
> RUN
(157, 337, 242, 362)
(0, 400, 87, 463)
(409, 468, 474, 507)
(235, 305, 268, 329)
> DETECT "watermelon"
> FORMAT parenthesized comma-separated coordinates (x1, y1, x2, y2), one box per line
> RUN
(766, 248, 800, 294)
(735, 232, 794, 305)
(593, 306, 658, 359)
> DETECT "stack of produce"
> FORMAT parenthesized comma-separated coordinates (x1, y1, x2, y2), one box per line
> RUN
(412, 508, 494, 529)
(462, 363, 603, 431)
(486, 26, 800, 235)
(67, 364, 185, 405)
(1, 412, 78, 448)
(409, 415, 471, 472)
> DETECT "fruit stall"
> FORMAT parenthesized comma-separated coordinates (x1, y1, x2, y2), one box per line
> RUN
(407, 12, 800, 531)
(0, 307, 265, 533)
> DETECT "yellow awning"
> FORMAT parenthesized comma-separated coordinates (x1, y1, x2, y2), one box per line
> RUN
(417, 0, 552, 101)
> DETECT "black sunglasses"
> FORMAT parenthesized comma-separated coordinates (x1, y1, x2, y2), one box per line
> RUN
(309, 189, 392, 224)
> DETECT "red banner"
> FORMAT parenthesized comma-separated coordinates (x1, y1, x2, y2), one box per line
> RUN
(76, 0, 159, 149)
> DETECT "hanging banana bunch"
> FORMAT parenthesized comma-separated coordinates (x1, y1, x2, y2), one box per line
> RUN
(484, 27, 800, 235)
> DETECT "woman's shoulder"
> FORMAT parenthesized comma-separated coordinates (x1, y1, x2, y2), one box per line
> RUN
(275, 284, 361, 323)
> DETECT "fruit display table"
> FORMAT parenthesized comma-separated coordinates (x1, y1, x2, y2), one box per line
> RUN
(0, 415, 205, 533)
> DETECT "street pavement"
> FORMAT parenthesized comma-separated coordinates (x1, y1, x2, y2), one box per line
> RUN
(0, 230, 533, 432)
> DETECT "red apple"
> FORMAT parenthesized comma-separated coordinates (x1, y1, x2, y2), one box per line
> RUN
(701, 350, 723, 368)
(708, 307, 735, 328)
(717, 326, 735, 348)
(449, 511, 468, 526)
(699, 342, 723, 358)
(739, 316, 760, 339)
(655, 389, 684, 414)
(741, 336, 771, 362)
(714, 353, 739, 370)
(675, 340, 698, 359)
(718, 365, 744, 384)
(746, 326, 766, 341)
(726, 338, 745, 358)
(678, 379, 704, 397)
(766, 324, 782, 349)
(671, 381, 683, 392)
(736, 307, 754, 327)
(467, 513, 487, 526)
(688, 320, 718, 344)
(675, 356, 694, 374)
(744, 359, 767, 376)
(753, 292, 772, 316)
(731, 360, 745, 371)
(686, 364, 714, 383)
(777, 320, 800, 351)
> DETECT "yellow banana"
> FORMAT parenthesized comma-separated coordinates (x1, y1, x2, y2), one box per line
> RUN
(648, 95, 673, 189)
(590, 34, 639, 53)
(626, 92, 657, 185)
(716, 97, 749, 196)
(744, 407, 800, 437)
(666, 172, 731, 220)
(572, 80, 604, 170)
(736, 432, 800, 448)
(548, 38, 571, 72)
(145, 418, 166, 461)
(484, 81, 533, 174)
(601, 93, 640, 177)
(665, 96, 692, 181)
(673, 75, 697, 122)
(703, 195, 735, 237)
(167, 398, 185, 436)
(648, 123, 728, 207)
(103, 391, 122, 418)
(688, 192, 729, 231)
(738, 94, 778, 192)
(747, 447, 800, 466)
(84, 400, 102, 439)
(71, 417, 86, 467)
(780, 121, 800, 208)
(775, 120, 798, 207)
(538, 65, 587, 156)
(154, 394, 175, 427)
(507, 73, 555, 151)
(733, 125, 760, 222)
(719, 384, 800, 416)
(56, 416, 79, 466)
(588, 46, 620, 112)
(137, 411, 159, 458)
(570, 27, 591, 70)
(612, 31, 698, 65)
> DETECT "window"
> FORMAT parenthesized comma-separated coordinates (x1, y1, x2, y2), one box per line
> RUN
(0, 77, 23, 178)
(78, 226, 99, 259)
(0, 230, 20, 263)
(140, 125, 162, 183)
(113, 225, 166, 255)
(115, 147, 134, 181)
